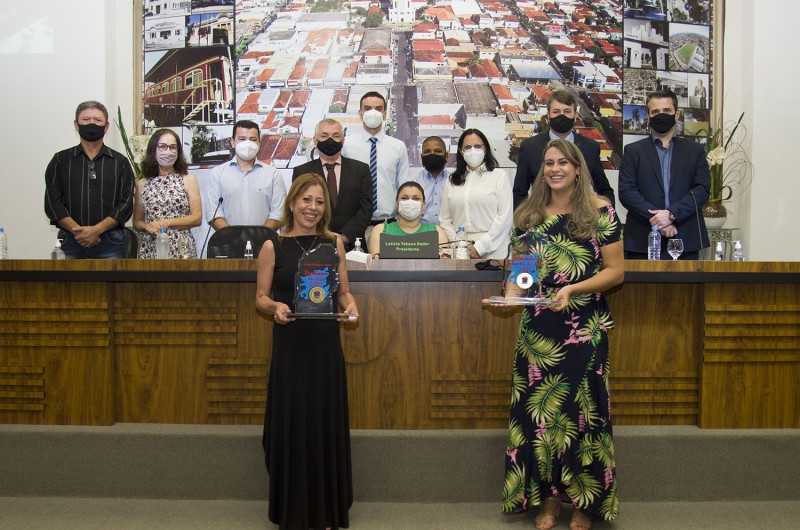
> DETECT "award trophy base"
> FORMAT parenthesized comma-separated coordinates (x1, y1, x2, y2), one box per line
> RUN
(487, 295, 555, 306)
(286, 313, 356, 320)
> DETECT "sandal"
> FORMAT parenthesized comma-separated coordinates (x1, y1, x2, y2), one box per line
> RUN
(569, 508, 592, 530)
(534, 496, 561, 530)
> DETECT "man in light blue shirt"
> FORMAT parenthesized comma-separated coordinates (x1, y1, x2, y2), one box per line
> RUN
(412, 136, 449, 224)
(342, 91, 410, 225)
(204, 120, 286, 231)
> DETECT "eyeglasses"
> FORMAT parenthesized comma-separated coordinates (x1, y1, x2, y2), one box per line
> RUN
(157, 143, 178, 153)
(87, 161, 96, 180)
(462, 144, 485, 152)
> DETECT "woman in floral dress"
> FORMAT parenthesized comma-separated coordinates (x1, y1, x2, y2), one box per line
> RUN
(133, 129, 201, 258)
(499, 139, 624, 530)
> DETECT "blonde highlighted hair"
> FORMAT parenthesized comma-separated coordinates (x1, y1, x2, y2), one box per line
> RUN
(278, 173, 337, 243)
(513, 139, 602, 240)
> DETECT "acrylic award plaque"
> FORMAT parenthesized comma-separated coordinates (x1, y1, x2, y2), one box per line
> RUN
(487, 247, 554, 307)
(286, 242, 354, 320)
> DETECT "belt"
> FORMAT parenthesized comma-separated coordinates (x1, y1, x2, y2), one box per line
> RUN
(369, 217, 396, 226)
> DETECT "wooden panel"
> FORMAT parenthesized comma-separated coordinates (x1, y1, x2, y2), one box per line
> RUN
(207, 357, 268, 424)
(701, 284, 800, 428)
(0, 282, 114, 425)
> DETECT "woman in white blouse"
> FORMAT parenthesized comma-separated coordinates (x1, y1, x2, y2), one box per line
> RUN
(439, 129, 513, 259)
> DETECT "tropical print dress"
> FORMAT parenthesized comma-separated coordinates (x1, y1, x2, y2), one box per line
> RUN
(502, 205, 621, 522)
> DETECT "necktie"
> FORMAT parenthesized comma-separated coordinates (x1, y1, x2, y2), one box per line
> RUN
(324, 163, 338, 208)
(369, 137, 378, 213)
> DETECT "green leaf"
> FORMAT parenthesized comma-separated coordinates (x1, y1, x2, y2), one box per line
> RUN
(565, 471, 603, 509)
(577, 434, 595, 466)
(526, 374, 570, 424)
(501, 464, 526, 512)
(516, 329, 566, 369)
(600, 482, 619, 520)
(547, 234, 592, 280)
(115, 106, 145, 181)
(575, 377, 600, 428)
(510, 371, 527, 407)
(533, 435, 556, 482)
(507, 419, 526, 450)
(592, 432, 615, 468)
(546, 411, 578, 452)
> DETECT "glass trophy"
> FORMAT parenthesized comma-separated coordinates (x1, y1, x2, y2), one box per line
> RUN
(286, 241, 355, 320)
(487, 244, 554, 306)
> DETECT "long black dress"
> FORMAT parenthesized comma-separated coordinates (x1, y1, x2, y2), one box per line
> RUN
(263, 235, 353, 529)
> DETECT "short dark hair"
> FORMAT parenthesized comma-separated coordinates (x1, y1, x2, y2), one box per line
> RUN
(422, 136, 446, 151)
(75, 101, 108, 122)
(233, 119, 260, 138)
(646, 90, 678, 112)
(141, 128, 189, 178)
(360, 91, 386, 109)
(396, 180, 426, 201)
(546, 90, 577, 112)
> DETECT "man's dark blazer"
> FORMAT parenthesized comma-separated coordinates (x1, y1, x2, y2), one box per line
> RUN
(513, 131, 615, 209)
(292, 156, 372, 249)
(618, 135, 710, 253)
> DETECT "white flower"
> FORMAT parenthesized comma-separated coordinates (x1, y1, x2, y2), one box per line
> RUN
(129, 135, 151, 163)
(706, 146, 726, 167)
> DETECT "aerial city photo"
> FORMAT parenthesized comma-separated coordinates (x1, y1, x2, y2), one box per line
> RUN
(140, 0, 714, 175)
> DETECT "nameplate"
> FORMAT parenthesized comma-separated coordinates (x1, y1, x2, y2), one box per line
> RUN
(379, 231, 439, 259)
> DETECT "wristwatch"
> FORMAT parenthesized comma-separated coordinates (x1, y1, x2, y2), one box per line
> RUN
(668, 211, 677, 224)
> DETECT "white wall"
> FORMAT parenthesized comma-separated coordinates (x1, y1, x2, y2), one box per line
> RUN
(0, 0, 134, 258)
(0, 0, 796, 260)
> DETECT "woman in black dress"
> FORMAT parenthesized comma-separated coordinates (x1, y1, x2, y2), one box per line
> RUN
(256, 172, 359, 529)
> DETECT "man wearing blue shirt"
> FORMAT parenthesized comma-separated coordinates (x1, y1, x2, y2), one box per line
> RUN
(412, 136, 449, 224)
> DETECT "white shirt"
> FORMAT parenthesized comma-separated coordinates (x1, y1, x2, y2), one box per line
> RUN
(205, 159, 286, 226)
(343, 129, 410, 219)
(439, 167, 513, 259)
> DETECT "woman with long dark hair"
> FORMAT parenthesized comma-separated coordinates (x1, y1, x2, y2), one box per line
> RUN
(133, 128, 200, 258)
(438, 128, 513, 259)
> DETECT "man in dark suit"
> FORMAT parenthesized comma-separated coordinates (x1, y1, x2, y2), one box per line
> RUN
(292, 118, 372, 251)
(619, 90, 710, 259)
(513, 90, 615, 209)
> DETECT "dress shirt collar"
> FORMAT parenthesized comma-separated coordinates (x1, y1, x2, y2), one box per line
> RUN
(73, 143, 114, 159)
(549, 129, 576, 143)
(227, 157, 265, 169)
(421, 168, 449, 181)
(319, 154, 342, 166)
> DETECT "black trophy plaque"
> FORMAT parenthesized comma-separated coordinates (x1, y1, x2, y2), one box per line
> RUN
(287, 241, 351, 319)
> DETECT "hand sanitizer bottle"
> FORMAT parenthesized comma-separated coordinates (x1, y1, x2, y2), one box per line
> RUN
(51, 239, 66, 260)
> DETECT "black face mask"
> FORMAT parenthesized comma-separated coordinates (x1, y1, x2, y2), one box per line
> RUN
(421, 154, 447, 173)
(549, 114, 575, 134)
(649, 112, 676, 134)
(316, 137, 343, 157)
(77, 123, 106, 142)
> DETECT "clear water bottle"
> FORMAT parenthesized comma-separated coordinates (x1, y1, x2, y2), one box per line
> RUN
(156, 227, 170, 259)
(647, 225, 661, 260)
(455, 226, 469, 259)
(0, 228, 7, 259)
(732, 240, 745, 262)
(51, 239, 66, 260)
(353, 237, 364, 253)
(244, 240, 254, 259)
(714, 241, 724, 261)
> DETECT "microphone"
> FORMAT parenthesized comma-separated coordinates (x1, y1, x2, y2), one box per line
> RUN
(438, 239, 475, 247)
(200, 197, 223, 258)
(689, 190, 706, 259)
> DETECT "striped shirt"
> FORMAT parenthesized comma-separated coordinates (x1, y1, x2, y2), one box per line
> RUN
(204, 159, 286, 226)
(44, 144, 134, 227)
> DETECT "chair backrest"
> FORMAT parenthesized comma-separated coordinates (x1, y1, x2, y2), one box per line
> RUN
(206, 225, 279, 258)
(122, 227, 138, 259)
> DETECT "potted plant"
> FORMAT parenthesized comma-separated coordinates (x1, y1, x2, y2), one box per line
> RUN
(702, 112, 751, 229)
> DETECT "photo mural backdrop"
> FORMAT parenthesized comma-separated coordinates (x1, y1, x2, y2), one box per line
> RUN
(140, 0, 714, 175)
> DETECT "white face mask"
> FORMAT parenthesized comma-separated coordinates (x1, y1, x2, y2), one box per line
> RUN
(397, 199, 422, 221)
(235, 140, 259, 161)
(463, 149, 485, 169)
(362, 109, 384, 129)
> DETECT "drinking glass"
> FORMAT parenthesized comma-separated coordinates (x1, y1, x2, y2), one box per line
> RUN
(667, 239, 684, 260)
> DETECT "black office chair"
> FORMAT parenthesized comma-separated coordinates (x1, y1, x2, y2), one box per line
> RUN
(122, 227, 138, 259)
(206, 225, 279, 258)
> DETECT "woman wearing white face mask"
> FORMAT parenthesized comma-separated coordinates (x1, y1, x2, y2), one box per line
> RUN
(439, 129, 513, 259)
(367, 181, 448, 257)
(133, 129, 201, 258)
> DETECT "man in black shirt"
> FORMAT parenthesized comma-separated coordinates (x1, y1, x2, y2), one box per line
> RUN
(44, 101, 134, 258)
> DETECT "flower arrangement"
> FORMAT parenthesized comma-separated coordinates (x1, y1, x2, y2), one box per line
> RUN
(114, 106, 151, 180)
(704, 112, 751, 204)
